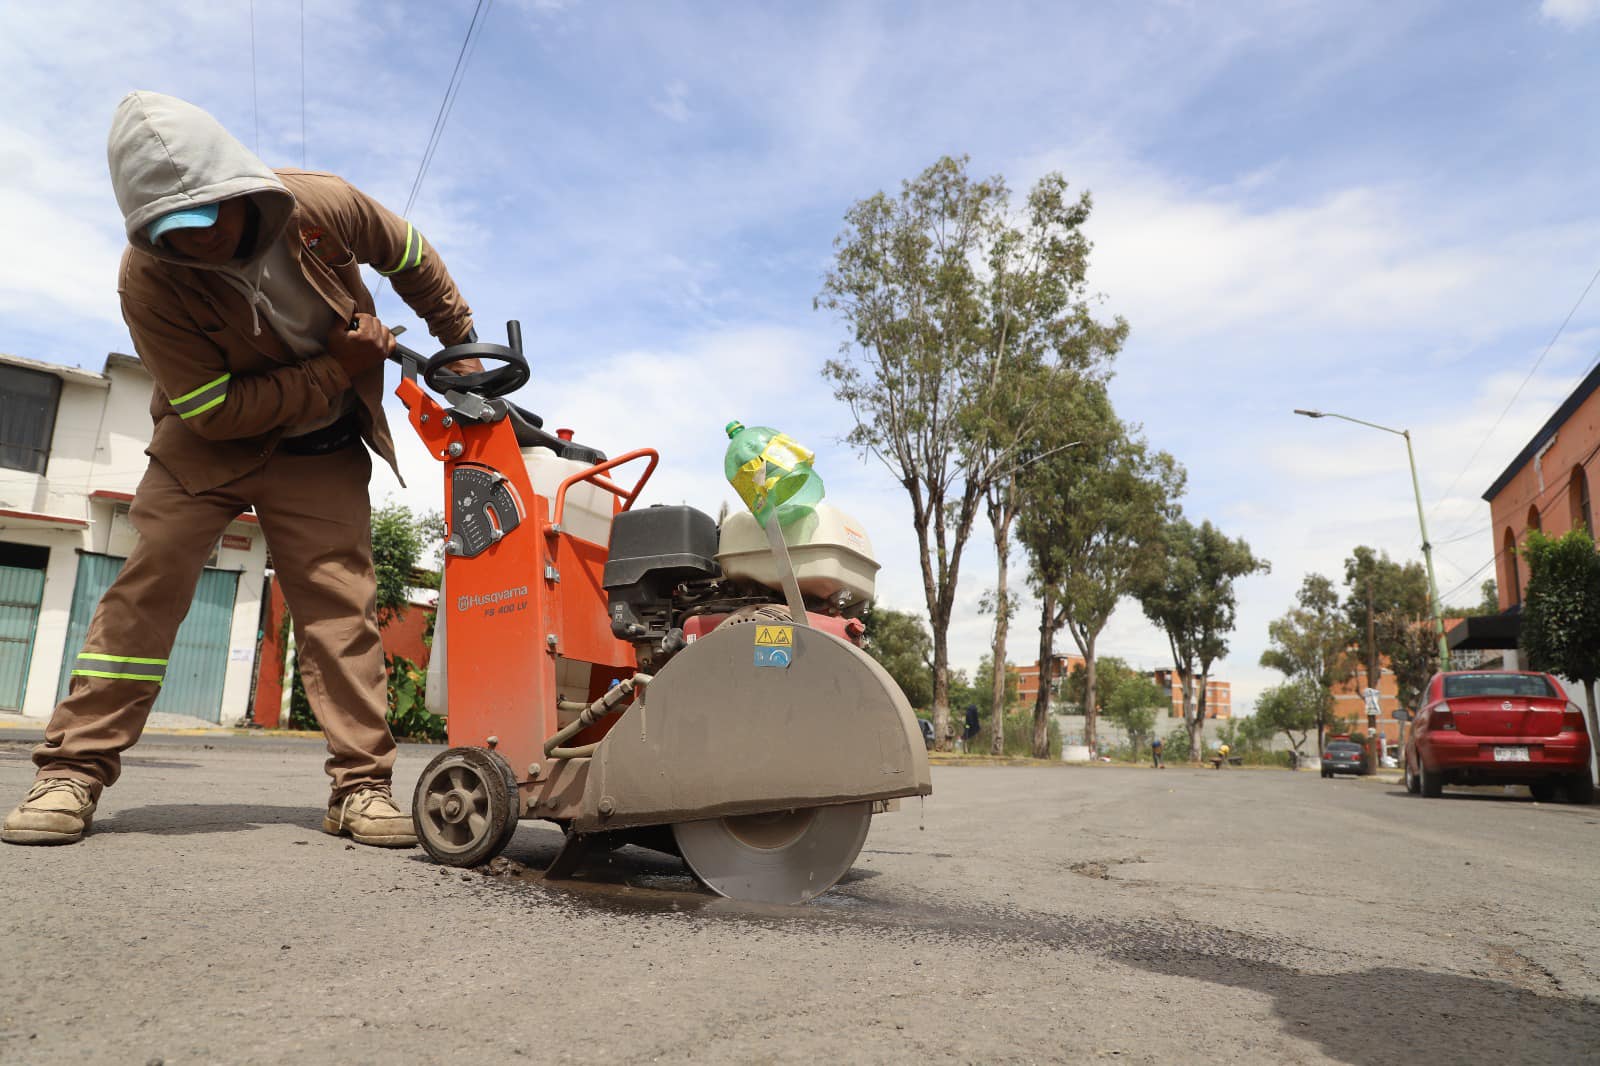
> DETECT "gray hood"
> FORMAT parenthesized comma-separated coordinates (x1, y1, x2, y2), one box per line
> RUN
(107, 90, 295, 269)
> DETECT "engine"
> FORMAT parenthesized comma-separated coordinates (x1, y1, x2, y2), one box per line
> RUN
(601, 502, 879, 671)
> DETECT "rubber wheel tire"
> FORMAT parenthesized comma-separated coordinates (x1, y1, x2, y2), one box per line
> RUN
(1529, 780, 1557, 803)
(1566, 773, 1596, 805)
(1404, 760, 1421, 795)
(413, 746, 521, 867)
(1321, 770, 1331, 779)
(1419, 762, 1444, 798)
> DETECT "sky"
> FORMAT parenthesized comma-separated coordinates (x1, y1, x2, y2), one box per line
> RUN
(4, 0, 1600, 715)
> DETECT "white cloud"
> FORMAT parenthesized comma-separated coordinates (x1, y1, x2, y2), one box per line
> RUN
(651, 81, 692, 124)
(1541, 0, 1600, 28)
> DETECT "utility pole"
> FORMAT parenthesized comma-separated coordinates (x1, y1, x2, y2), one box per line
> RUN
(1293, 409, 1452, 673)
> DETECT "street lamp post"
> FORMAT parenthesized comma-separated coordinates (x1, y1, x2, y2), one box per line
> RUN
(1294, 409, 1452, 674)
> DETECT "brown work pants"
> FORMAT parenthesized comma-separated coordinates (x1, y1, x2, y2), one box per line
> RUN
(33, 442, 395, 800)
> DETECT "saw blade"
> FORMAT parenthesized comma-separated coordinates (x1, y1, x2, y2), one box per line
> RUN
(672, 802, 873, 904)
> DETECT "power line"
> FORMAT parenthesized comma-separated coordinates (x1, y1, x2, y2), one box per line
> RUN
(375, 0, 492, 306)
(249, 0, 260, 156)
(1429, 262, 1600, 527)
(404, 0, 492, 218)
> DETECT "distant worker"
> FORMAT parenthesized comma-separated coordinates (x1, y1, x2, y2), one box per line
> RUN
(1213, 742, 1232, 770)
(2, 91, 480, 848)
(963, 704, 980, 752)
(1150, 734, 1164, 769)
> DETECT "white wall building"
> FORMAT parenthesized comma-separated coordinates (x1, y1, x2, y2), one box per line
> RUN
(0, 351, 267, 723)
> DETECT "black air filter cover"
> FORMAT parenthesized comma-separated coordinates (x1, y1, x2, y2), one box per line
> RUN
(602, 505, 720, 589)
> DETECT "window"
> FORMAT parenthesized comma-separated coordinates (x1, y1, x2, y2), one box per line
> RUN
(1503, 528, 1520, 604)
(1443, 673, 1556, 699)
(1526, 503, 1542, 533)
(1571, 466, 1592, 535)
(0, 365, 61, 475)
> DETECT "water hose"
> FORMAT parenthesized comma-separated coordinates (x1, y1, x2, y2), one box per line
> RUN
(545, 674, 652, 760)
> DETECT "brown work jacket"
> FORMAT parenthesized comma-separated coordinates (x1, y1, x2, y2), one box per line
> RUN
(116, 169, 473, 495)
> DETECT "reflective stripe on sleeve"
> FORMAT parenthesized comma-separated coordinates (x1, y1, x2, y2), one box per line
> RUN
(71, 653, 167, 685)
(170, 373, 230, 420)
(378, 222, 424, 276)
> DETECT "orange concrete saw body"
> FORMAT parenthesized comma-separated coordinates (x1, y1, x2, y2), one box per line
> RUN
(395, 366, 931, 904)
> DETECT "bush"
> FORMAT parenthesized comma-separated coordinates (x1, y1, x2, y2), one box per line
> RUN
(970, 711, 1061, 759)
(386, 653, 446, 742)
(283, 649, 445, 743)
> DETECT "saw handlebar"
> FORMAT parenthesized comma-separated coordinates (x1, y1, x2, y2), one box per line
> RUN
(389, 320, 531, 400)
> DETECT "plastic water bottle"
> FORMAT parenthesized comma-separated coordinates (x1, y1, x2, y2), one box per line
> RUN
(724, 420, 825, 526)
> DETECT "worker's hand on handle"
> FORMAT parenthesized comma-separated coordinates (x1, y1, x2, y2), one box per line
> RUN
(438, 326, 483, 377)
(327, 313, 396, 379)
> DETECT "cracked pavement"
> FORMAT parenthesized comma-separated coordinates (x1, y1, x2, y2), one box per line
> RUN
(1, 732, 1597, 1064)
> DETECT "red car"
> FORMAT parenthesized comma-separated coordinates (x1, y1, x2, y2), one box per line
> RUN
(1403, 670, 1593, 803)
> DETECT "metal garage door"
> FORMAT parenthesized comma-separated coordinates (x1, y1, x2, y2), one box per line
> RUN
(0, 563, 47, 712)
(56, 552, 241, 723)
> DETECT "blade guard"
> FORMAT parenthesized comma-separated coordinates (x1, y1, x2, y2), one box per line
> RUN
(575, 622, 932, 832)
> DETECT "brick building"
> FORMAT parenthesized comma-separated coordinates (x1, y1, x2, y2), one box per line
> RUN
(1152, 669, 1232, 719)
(1449, 358, 1600, 664)
(1014, 654, 1085, 706)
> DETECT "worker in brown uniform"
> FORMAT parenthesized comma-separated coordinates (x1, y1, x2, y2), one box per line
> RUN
(2, 90, 480, 847)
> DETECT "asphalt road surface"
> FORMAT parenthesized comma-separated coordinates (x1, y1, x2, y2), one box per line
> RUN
(1, 732, 1597, 1065)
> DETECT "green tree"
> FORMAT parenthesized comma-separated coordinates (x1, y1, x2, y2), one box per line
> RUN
(1260, 573, 1352, 750)
(1099, 664, 1166, 750)
(1342, 546, 1430, 694)
(1521, 528, 1600, 757)
(861, 603, 934, 710)
(1135, 518, 1269, 760)
(818, 155, 1125, 751)
(1014, 384, 1179, 758)
(1254, 678, 1324, 758)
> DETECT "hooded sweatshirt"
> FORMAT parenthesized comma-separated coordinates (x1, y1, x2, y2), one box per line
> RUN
(107, 90, 474, 494)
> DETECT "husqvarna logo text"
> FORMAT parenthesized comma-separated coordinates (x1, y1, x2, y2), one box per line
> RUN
(458, 586, 530, 612)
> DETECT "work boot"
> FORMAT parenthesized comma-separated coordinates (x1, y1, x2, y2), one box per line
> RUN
(323, 785, 417, 848)
(2, 778, 97, 845)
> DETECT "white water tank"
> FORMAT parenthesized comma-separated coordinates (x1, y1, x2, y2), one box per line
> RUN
(716, 502, 879, 609)
(521, 446, 617, 545)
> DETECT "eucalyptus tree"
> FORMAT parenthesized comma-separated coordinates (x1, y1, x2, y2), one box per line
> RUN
(1136, 518, 1269, 760)
(818, 155, 1125, 749)
(1260, 573, 1352, 749)
(1016, 389, 1181, 754)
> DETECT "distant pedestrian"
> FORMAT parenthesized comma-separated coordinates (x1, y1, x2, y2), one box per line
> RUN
(963, 704, 980, 753)
(1150, 735, 1164, 768)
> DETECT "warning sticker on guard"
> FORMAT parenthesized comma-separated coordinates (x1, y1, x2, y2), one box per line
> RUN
(753, 624, 793, 669)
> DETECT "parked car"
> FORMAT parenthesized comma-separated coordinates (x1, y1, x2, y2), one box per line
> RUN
(1320, 739, 1366, 778)
(918, 717, 936, 751)
(1403, 670, 1594, 803)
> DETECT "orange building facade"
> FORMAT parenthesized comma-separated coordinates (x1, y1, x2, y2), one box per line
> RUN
(1152, 669, 1232, 719)
(1483, 365, 1599, 611)
(1015, 654, 1085, 706)
(1448, 360, 1600, 669)
(1016, 657, 1231, 719)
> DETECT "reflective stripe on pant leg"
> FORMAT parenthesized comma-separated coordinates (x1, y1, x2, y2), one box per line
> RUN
(70, 653, 168, 684)
(33, 461, 245, 787)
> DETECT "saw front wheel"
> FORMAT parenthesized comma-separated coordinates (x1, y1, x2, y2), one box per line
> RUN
(413, 747, 520, 867)
(672, 802, 872, 904)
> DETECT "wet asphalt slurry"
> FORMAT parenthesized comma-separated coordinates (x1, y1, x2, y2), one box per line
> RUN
(2, 732, 1599, 1063)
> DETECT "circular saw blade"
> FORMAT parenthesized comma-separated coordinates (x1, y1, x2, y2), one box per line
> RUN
(672, 802, 873, 904)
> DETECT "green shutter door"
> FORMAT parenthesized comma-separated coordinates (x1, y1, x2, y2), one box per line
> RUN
(0, 564, 47, 712)
(57, 553, 241, 723)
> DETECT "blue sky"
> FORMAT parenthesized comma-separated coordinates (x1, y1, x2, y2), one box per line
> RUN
(4, 0, 1600, 712)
